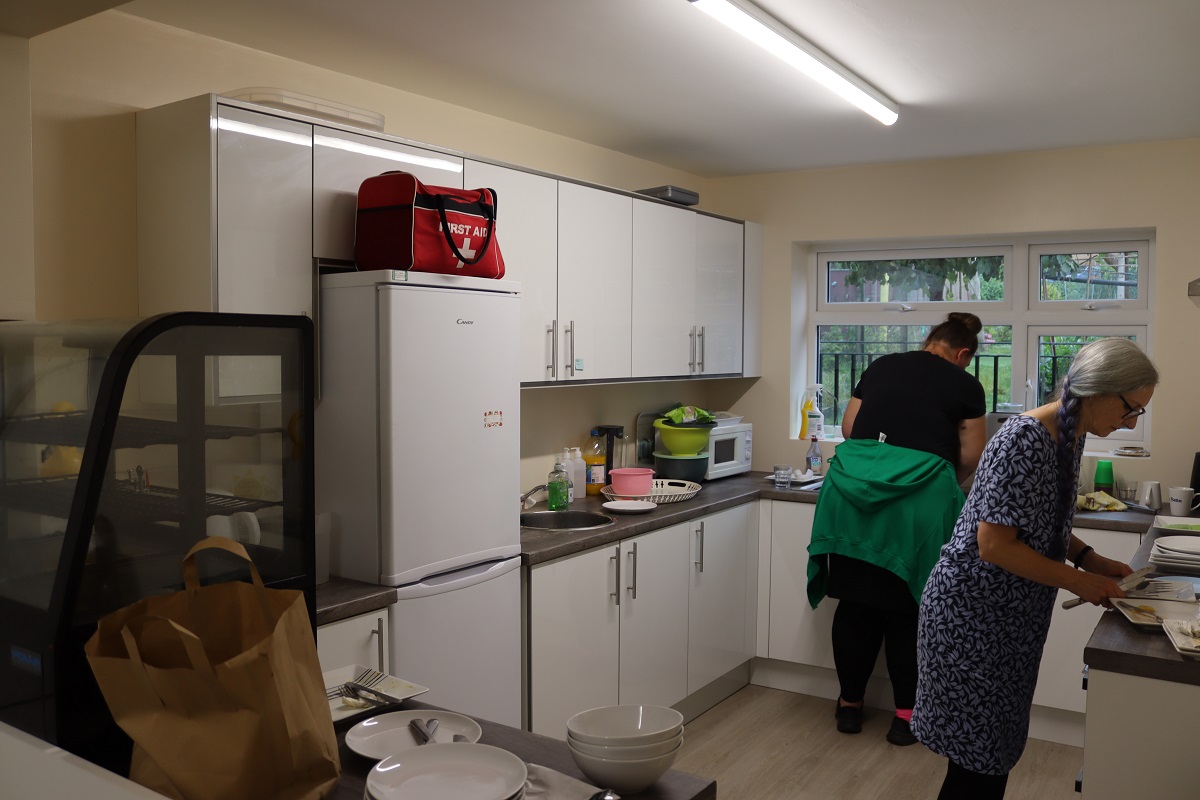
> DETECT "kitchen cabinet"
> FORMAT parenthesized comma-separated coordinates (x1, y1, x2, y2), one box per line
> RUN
(766, 500, 839, 669)
(317, 608, 390, 675)
(314, 127, 464, 264)
(529, 523, 690, 739)
(631, 201, 743, 377)
(464, 161, 559, 383)
(555, 182, 633, 382)
(688, 503, 757, 694)
(1031, 526, 1140, 713)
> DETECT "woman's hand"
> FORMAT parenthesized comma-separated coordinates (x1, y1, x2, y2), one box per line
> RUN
(1068, 569, 1126, 607)
(1079, 551, 1132, 580)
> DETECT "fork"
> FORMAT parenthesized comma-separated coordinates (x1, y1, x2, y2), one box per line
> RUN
(326, 667, 387, 699)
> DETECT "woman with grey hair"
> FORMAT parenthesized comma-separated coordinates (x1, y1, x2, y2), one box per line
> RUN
(911, 337, 1159, 799)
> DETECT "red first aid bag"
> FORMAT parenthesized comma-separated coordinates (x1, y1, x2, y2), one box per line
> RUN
(354, 171, 505, 278)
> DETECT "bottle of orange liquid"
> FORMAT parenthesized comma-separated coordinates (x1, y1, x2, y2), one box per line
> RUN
(583, 429, 607, 496)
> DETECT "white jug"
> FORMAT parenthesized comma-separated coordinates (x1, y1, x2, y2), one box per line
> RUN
(1138, 480, 1161, 510)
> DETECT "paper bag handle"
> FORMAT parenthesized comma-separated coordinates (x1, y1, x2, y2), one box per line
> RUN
(119, 615, 232, 710)
(182, 536, 273, 630)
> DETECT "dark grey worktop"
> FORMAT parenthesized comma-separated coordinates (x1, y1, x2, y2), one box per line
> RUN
(1085, 525, 1200, 686)
(315, 576, 398, 626)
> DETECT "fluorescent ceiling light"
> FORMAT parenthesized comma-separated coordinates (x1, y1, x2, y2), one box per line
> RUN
(688, 0, 899, 126)
(313, 134, 464, 173)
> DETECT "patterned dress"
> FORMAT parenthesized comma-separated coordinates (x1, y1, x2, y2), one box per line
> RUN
(911, 415, 1084, 775)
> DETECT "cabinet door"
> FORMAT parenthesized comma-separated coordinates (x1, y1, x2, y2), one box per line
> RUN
(465, 161, 559, 384)
(695, 215, 744, 375)
(557, 183, 632, 381)
(216, 106, 313, 318)
(619, 524, 691, 707)
(1033, 527, 1140, 713)
(631, 199, 697, 377)
(767, 501, 838, 668)
(316, 609, 390, 675)
(530, 545, 620, 738)
(688, 504, 755, 694)
(312, 126, 464, 263)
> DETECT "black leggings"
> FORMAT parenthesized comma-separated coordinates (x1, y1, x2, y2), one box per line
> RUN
(936, 760, 1009, 799)
(831, 597, 918, 709)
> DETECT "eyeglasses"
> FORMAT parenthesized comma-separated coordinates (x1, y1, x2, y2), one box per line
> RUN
(1119, 394, 1146, 420)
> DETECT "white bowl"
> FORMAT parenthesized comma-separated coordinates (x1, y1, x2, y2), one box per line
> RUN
(565, 704, 684, 746)
(568, 739, 681, 794)
(567, 732, 683, 760)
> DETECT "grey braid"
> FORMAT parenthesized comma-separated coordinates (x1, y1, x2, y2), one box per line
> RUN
(1054, 375, 1082, 534)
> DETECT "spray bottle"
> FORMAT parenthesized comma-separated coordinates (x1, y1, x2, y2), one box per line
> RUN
(800, 384, 825, 440)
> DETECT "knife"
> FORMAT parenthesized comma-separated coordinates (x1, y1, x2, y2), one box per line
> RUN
(346, 681, 404, 706)
(1061, 565, 1154, 609)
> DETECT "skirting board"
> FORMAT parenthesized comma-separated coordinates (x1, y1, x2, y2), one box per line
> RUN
(749, 657, 1084, 747)
(675, 662, 751, 725)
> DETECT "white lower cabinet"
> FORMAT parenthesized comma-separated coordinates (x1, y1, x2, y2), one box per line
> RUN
(316, 608, 391, 676)
(688, 503, 756, 693)
(766, 500, 838, 669)
(1032, 526, 1140, 713)
(529, 506, 755, 739)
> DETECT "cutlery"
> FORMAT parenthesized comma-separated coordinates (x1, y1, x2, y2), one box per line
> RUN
(452, 734, 470, 743)
(346, 681, 404, 706)
(409, 718, 433, 744)
(1061, 566, 1153, 609)
(1116, 599, 1165, 624)
(325, 667, 387, 699)
(425, 718, 439, 742)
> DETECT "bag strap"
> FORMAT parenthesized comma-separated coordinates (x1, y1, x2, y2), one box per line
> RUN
(435, 188, 497, 265)
(119, 615, 233, 710)
(182, 536, 273, 630)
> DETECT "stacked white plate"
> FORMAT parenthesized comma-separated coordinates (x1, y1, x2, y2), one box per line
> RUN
(565, 705, 684, 794)
(1149, 535, 1200, 576)
(364, 743, 527, 800)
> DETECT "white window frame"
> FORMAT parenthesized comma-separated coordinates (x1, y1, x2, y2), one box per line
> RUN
(806, 230, 1155, 452)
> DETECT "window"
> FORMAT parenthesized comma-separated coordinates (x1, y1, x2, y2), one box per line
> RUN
(807, 233, 1153, 450)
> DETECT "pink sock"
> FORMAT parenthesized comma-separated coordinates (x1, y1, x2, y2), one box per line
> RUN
(895, 709, 913, 723)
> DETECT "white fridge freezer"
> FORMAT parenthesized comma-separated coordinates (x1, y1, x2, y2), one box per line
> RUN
(317, 270, 522, 726)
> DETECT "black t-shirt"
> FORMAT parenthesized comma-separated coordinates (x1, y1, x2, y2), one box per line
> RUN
(848, 350, 986, 469)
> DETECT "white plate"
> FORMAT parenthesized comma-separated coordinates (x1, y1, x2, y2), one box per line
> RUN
(1150, 545, 1200, 561)
(1154, 535, 1200, 555)
(1162, 620, 1200, 659)
(346, 710, 483, 760)
(323, 664, 429, 723)
(1112, 598, 1200, 630)
(1149, 556, 1200, 577)
(603, 500, 658, 514)
(366, 743, 527, 800)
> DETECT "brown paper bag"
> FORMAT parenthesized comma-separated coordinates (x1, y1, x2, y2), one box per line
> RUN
(85, 537, 340, 800)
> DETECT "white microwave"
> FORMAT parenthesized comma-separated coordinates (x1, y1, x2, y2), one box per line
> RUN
(705, 423, 753, 480)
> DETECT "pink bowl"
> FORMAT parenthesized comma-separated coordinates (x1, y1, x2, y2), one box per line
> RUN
(610, 468, 653, 496)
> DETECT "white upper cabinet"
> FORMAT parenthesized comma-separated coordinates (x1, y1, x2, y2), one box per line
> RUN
(557, 182, 633, 382)
(631, 200, 697, 378)
(695, 214, 744, 375)
(313, 126, 465, 264)
(464, 161, 559, 383)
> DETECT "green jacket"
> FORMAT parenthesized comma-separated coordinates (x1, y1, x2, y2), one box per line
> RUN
(806, 439, 964, 608)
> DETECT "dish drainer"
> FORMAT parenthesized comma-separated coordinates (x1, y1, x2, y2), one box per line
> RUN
(601, 479, 701, 503)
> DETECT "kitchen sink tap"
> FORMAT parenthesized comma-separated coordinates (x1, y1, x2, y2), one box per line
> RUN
(520, 484, 547, 509)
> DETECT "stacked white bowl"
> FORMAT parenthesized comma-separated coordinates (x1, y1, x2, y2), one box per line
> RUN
(565, 705, 685, 794)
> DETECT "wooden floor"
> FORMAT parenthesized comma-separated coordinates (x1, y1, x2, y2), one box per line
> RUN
(672, 686, 1082, 800)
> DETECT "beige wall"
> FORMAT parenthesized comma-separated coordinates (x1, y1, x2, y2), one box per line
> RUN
(704, 138, 1200, 496)
(27, 11, 1200, 499)
(0, 32, 35, 319)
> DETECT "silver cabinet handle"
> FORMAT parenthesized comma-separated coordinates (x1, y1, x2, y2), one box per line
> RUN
(566, 320, 576, 377)
(610, 546, 621, 606)
(697, 326, 706, 373)
(688, 326, 696, 372)
(627, 542, 639, 600)
(695, 521, 706, 573)
(369, 616, 386, 672)
(548, 320, 558, 378)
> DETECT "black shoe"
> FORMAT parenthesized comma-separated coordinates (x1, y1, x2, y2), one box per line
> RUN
(886, 715, 917, 746)
(834, 699, 863, 734)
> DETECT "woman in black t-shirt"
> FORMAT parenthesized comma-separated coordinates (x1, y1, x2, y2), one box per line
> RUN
(827, 312, 987, 745)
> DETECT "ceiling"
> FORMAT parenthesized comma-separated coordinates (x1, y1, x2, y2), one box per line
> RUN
(11, 0, 1200, 177)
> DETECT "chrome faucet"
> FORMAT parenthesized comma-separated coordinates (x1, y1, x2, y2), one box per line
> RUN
(520, 484, 547, 509)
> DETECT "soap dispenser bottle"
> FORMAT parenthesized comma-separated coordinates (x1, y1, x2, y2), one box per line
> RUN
(547, 460, 570, 511)
(561, 448, 577, 503)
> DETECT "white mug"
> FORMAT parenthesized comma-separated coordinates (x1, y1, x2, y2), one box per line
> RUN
(1168, 486, 1200, 517)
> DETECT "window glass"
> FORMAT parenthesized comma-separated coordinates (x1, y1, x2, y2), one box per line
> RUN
(1037, 249, 1140, 302)
(1034, 333, 1137, 406)
(825, 255, 1005, 305)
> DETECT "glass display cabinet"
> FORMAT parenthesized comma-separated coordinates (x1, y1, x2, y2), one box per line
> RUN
(0, 312, 314, 773)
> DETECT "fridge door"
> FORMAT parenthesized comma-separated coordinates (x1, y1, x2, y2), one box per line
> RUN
(378, 283, 521, 585)
(389, 556, 522, 727)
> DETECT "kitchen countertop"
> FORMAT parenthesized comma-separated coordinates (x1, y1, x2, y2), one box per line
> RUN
(329, 698, 714, 800)
(1084, 524, 1200, 686)
(316, 576, 398, 626)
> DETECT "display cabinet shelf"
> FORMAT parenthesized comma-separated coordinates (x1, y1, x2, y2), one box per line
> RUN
(0, 410, 284, 448)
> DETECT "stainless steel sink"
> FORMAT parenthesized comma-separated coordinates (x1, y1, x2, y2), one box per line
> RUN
(520, 510, 615, 531)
